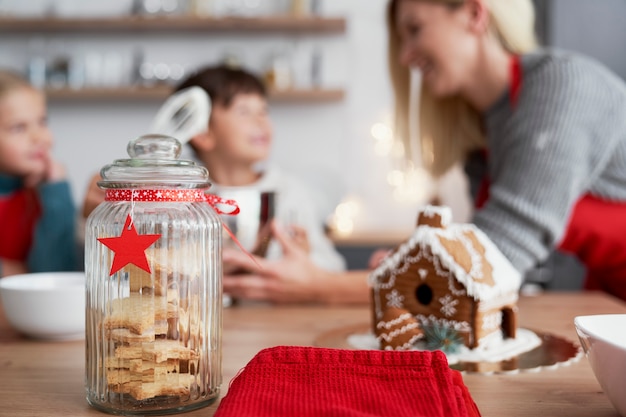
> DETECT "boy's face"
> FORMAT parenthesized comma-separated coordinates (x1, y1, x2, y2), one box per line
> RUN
(0, 87, 53, 178)
(209, 93, 272, 164)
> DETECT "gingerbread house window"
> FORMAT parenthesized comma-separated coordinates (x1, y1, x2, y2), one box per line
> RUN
(415, 284, 433, 305)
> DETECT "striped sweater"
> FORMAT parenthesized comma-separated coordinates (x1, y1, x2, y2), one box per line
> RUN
(472, 48, 626, 276)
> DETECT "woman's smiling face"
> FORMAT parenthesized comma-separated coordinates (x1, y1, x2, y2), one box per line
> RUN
(395, 0, 481, 97)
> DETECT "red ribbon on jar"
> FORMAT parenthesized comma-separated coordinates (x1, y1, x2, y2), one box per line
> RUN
(105, 189, 239, 214)
(104, 189, 258, 266)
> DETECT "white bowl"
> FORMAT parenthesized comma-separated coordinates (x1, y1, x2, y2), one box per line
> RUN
(574, 314, 626, 417)
(0, 272, 85, 341)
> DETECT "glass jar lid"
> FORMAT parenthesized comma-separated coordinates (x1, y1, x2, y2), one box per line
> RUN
(98, 134, 210, 189)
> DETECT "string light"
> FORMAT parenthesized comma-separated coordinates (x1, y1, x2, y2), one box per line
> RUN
(330, 197, 362, 236)
(372, 120, 433, 203)
(371, 122, 394, 156)
(329, 118, 433, 237)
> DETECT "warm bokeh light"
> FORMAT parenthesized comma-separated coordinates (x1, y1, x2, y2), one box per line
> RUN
(374, 140, 393, 157)
(332, 118, 434, 236)
(370, 122, 393, 142)
(391, 140, 405, 159)
(334, 217, 354, 235)
(370, 120, 433, 204)
(390, 166, 432, 203)
(329, 196, 362, 236)
(371, 122, 394, 156)
(387, 169, 404, 187)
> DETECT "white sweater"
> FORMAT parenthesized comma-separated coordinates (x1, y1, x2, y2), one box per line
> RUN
(209, 167, 346, 271)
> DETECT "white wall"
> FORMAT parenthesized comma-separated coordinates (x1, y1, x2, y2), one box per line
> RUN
(0, 0, 472, 234)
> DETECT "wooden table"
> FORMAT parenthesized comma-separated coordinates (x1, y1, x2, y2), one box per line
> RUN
(0, 291, 624, 417)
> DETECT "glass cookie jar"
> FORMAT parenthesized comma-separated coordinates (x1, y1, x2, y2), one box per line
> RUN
(85, 134, 223, 415)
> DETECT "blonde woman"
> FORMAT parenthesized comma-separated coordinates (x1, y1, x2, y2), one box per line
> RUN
(389, 0, 626, 299)
(218, 0, 626, 304)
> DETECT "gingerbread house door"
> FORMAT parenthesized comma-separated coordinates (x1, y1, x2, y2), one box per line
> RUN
(501, 306, 517, 339)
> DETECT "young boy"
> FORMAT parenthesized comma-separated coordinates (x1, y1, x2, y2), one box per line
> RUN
(82, 65, 345, 272)
(0, 70, 78, 277)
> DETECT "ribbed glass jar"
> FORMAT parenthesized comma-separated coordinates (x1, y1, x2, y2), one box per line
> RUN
(85, 135, 222, 415)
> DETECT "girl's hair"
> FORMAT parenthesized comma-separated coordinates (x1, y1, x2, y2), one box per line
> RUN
(0, 69, 33, 99)
(175, 65, 267, 108)
(387, 0, 538, 177)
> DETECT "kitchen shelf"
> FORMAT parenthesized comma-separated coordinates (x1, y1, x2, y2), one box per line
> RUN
(268, 88, 345, 102)
(0, 15, 346, 33)
(9, 13, 347, 104)
(45, 86, 172, 100)
(45, 86, 346, 102)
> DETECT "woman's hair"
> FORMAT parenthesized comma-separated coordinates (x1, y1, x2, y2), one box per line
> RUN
(387, 0, 538, 176)
(0, 69, 33, 100)
(175, 64, 267, 108)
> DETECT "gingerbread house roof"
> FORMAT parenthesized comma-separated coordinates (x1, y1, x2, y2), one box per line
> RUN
(369, 206, 522, 302)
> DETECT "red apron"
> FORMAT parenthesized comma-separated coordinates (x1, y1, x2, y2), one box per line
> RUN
(476, 55, 626, 300)
(0, 188, 40, 262)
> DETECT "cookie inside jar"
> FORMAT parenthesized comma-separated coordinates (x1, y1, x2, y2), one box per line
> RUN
(99, 244, 216, 405)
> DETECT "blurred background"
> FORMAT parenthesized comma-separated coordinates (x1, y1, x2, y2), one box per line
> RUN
(0, 0, 625, 269)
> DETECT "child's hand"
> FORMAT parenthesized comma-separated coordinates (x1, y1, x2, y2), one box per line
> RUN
(368, 248, 392, 269)
(45, 158, 67, 183)
(82, 174, 105, 218)
(222, 220, 318, 303)
(23, 156, 66, 188)
(286, 224, 311, 253)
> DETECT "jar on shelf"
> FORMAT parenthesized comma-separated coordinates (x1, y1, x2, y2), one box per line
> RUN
(264, 51, 293, 91)
(290, 0, 310, 16)
(85, 134, 223, 415)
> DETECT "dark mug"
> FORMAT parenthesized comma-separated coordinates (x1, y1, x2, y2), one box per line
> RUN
(213, 189, 277, 273)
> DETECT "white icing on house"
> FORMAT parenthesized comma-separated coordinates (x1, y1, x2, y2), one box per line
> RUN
(370, 242, 469, 321)
(370, 205, 522, 350)
(369, 207, 522, 302)
(456, 232, 484, 280)
(382, 336, 422, 351)
(382, 334, 423, 351)
(348, 329, 543, 365)
(477, 292, 518, 312)
(421, 205, 452, 226)
(482, 312, 502, 331)
(377, 323, 421, 342)
(385, 290, 404, 308)
(417, 314, 472, 334)
(376, 313, 415, 330)
(439, 295, 458, 317)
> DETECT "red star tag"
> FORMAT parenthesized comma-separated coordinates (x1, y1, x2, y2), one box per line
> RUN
(97, 214, 161, 276)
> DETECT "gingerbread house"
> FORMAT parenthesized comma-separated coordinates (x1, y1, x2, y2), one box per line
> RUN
(369, 206, 522, 351)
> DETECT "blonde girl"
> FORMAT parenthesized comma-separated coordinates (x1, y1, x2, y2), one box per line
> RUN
(0, 70, 79, 276)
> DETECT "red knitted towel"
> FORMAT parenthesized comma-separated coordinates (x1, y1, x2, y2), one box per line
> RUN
(214, 346, 481, 417)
